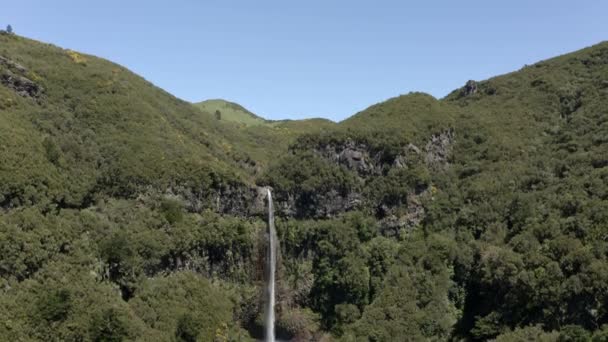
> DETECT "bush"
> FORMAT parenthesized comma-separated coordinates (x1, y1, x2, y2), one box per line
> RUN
(36, 289, 72, 323)
(88, 308, 129, 342)
(558, 325, 591, 342)
(175, 313, 200, 342)
(160, 198, 183, 224)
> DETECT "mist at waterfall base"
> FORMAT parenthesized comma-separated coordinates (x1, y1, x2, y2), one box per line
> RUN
(265, 189, 277, 342)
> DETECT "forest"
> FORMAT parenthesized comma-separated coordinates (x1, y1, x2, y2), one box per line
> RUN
(1, 31, 608, 341)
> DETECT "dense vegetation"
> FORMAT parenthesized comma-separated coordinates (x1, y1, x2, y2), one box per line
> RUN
(1, 31, 607, 341)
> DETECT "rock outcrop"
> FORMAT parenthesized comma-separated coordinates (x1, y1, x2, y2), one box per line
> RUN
(462, 80, 478, 96)
(271, 189, 362, 219)
(378, 188, 430, 237)
(171, 131, 454, 220)
(165, 183, 267, 217)
(314, 139, 381, 176)
(424, 129, 454, 170)
(267, 130, 454, 219)
(0, 56, 26, 73)
(313, 130, 455, 176)
(0, 55, 43, 98)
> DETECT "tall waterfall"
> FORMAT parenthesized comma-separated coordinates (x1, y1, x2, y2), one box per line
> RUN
(265, 189, 276, 342)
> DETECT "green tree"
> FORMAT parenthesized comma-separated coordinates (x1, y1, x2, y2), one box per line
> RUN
(558, 325, 591, 342)
(36, 289, 72, 323)
(160, 198, 183, 224)
(89, 308, 129, 342)
(175, 313, 200, 342)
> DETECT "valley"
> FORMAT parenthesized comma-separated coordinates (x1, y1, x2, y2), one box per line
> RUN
(1, 31, 608, 341)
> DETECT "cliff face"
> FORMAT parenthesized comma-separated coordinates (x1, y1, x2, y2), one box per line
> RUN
(258, 129, 454, 239)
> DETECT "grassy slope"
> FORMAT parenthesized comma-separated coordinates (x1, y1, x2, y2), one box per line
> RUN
(193, 99, 337, 170)
(194, 99, 267, 126)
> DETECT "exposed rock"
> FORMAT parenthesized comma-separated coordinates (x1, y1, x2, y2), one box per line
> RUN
(165, 183, 267, 217)
(213, 185, 257, 216)
(392, 155, 407, 169)
(252, 186, 272, 214)
(379, 189, 429, 237)
(175, 131, 451, 221)
(339, 148, 368, 173)
(282, 133, 452, 219)
(425, 130, 454, 169)
(309, 190, 361, 218)
(0, 56, 43, 98)
(462, 80, 478, 96)
(0, 56, 27, 73)
(0, 70, 43, 98)
(275, 192, 297, 217)
(407, 143, 422, 154)
(393, 143, 422, 168)
(273, 189, 362, 219)
(314, 139, 380, 176)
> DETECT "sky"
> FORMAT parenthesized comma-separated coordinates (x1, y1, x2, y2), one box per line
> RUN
(2, 1, 607, 121)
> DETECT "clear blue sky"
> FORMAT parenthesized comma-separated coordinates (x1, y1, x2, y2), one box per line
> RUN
(2, 1, 606, 121)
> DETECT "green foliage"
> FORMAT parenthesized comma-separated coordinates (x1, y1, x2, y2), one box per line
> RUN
(592, 325, 608, 342)
(275, 212, 395, 333)
(130, 272, 233, 342)
(2, 33, 608, 341)
(42, 137, 62, 165)
(558, 325, 591, 342)
(88, 308, 130, 342)
(175, 313, 201, 342)
(262, 152, 358, 195)
(160, 198, 183, 224)
(260, 151, 361, 217)
(492, 325, 559, 342)
(365, 165, 430, 207)
(194, 99, 267, 126)
(0, 33, 250, 209)
(344, 232, 463, 340)
(36, 288, 72, 323)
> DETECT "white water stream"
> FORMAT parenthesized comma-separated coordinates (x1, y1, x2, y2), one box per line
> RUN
(265, 189, 276, 342)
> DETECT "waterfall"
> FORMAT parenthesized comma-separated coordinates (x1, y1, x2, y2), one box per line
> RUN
(265, 189, 276, 342)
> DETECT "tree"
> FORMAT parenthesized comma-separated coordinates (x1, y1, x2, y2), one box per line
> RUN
(88, 308, 129, 342)
(175, 313, 201, 342)
(36, 289, 72, 323)
(215, 110, 222, 120)
(6, 25, 12, 34)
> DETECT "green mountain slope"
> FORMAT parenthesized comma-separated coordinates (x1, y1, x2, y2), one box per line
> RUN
(194, 99, 267, 126)
(0, 33, 259, 210)
(1, 32, 608, 341)
(261, 41, 608, 339)
(193, 98, 337, 170)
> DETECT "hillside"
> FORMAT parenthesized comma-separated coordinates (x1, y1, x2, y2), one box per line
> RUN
(259, 40, 608, 340)
(193, 99, 337, 170)
(1, 32, 608, 341)
(0, 32, 264, 211)
(194, 99, 268, 126)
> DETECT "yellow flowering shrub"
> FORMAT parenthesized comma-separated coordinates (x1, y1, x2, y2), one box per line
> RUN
(66, 49, 87, 64)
